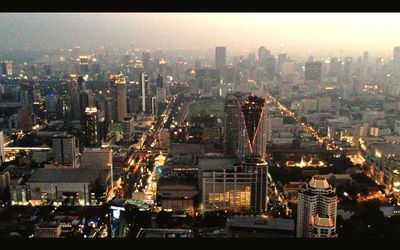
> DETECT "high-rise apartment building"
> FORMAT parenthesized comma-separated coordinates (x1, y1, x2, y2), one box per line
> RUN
(296, 176, 337, 238)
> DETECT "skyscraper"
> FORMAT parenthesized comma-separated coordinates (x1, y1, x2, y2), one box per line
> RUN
(242, 156, 269, 212)
(69, 81, 80, 121)
(237, 95, 268, 161)
(0, 61, 12, 76)
(393, 47, 400, 79)
(82, 107, 100, 148)
(79, 90, 94, 120)
(156, 74, 164, 88)
(52, 134, 78, 168)
(18, 106, 33, 132)
(142, 50, 151, 73)
(304, 61, 322, 83)
(140, 72, 151, 113)
(79, 56, 90, 75)
(224, 92, 242, 156)
(77, 75, 86, 91)
(296, 176, 337, 238)
(215, 46, 227, 80)
(0, 131, 5, 166)
(258, 46, 270, 60)
(158, 58, 169, 96)
(110, 74, 127, 122)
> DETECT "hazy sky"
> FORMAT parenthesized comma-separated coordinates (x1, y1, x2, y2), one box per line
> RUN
(0, 13, 399, 58)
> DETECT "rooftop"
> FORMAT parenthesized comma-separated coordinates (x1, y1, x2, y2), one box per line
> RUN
(312, 215, 334, 228)
(137, 228, 193, 238)
(27, 168, 109, 184)
(228, 216, 294, 231)
(309, 176, 330, 189)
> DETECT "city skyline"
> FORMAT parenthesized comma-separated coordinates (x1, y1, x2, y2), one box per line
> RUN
(0, 13, 400, 58)
(1, 12, 400, 239)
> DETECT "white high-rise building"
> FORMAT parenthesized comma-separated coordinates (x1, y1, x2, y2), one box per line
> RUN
(296, 176, 337, 238)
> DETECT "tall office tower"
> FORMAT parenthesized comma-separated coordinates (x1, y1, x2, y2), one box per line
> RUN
(224, 92, 242, 156)
(237, 95, 268, 161)
(304, 61, 322, 83)
(296, 176, 337, 238)
(258, 46, 271, 61)
(140, 72, 152, 113)
(82, 107, 100, 148)
(257, 47, 276, 81)
(52, 134, 78, 168)
(159, 58, 168, 96)
(328, 58, 343, 78)
(80, 148, 112, 169)
(69, 81, 80, 121)
(56, 98, 66, 122)
(77, 75, 86, 91)
(0, 61, 13, 76)
(277, 53, 287, 73)
(343, 57, 353, 76)
(72, 46, 80, 58)
(103, 97, 113, 123)
(142, 50, 151, 73)
(156, 87, 166, 102)
(79, 56, 90, 75)
(43, 64, 52, 78)
(18, 106, 33, 131)
(18, 83, 33, 108)
(175, 60, 185, 82)
(46, 93, 57, 120)
(0, 131, 5, 166)
(242, 156, 269, 212)
(33, 83, 41, 101)
(215, 46, 227, 80)
(110, 74, 127, 122)
(129, 42, 135, 55)
(194, 60, 202, 70)
(363, 51, 369, 66)
(92, 63, 100, 75)
(156, 74, 164, 88)
(393, 47, 400, 79)
(79, 90, 94, 119)
(122, 54, 131, 67)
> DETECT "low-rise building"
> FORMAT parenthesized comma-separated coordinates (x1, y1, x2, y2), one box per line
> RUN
(227, 216, 294, 238)
(34, 221, 62, 238)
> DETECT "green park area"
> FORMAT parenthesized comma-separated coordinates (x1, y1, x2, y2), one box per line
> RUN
(186, 97, 225, 121)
